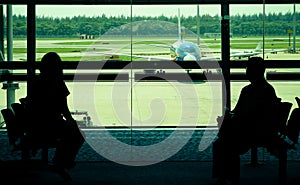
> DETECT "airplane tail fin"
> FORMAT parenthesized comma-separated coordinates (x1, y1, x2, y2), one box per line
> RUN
(255, 42, 263, 51)
(177, 8, 182, 41)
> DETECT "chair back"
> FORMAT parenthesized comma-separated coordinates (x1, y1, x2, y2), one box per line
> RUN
(1, 108, 23, 146)
(286, 108, 300, 144)
(11, 103, 28, 133)
(277, 102, 293, 135)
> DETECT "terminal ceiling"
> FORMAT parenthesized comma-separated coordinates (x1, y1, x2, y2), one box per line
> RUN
(0, 0, 297, 5)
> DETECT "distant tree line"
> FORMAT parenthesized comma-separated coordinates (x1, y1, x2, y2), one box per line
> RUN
(4, 12, 300, 38)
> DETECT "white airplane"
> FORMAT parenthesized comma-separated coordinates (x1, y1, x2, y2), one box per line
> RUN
(230, 42, 286, 59)
(230, 42, 263, 59)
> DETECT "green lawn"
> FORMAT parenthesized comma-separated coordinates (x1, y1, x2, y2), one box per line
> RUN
(12, 47, 110, 54)
(5, 36, 299, 62)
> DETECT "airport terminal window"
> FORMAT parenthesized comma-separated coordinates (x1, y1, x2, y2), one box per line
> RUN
(229, 4, 264, 109)
(198, 5, 221, 60)
(35, 4, 224, 128)
(229, 3, 300, 111)
(229, 3, 299, 61)
(129, 5, 222, 127)
(2, 5, 27, 62)
(0, 2, 299, 128)
(67, 80, 222, 128)
(269, 81, 300, 110)
(35, 5, 131, 62)
(264, 4, 299, 60)
(229, 4, 264, 62)
(0, 5, 27, 126)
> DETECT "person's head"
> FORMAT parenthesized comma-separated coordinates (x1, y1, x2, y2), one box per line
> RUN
(40, 52, 63, 78)
(246, 57, 266, 83)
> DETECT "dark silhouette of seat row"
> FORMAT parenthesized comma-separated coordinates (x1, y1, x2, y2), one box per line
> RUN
(212, 57, 300, 185)
(1, 52, 85, 182)
(1, 101, 58, 162)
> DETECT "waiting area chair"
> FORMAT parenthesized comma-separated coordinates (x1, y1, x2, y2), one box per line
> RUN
(1, 102, 58, 163)
(244, 101, 300, 185)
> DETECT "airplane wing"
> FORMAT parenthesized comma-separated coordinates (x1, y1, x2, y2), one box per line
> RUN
(263, 48, 287, 54)
(230, 51, 261, 58)
(229, 48, 286, 59)
(201, 55, 221, 60)
(147, 44, 171, 48)
(84, 51, 172, 61)
(148, 43, 216, 48)
(131, 53, 171, 61)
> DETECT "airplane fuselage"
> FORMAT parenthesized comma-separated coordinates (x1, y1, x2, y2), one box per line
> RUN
(170, 41, 201, 61)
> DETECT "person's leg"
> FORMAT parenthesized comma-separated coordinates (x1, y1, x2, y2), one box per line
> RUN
(212, 137, 242, 185)
(212, 138, 229, 184)
(53, 122, 85, 169)
(50, 139, 72, 181)
(228, 152, 240, 185)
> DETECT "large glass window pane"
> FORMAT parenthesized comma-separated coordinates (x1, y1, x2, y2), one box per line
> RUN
(229, 4, 263, 109)
(200, 5, 222, 59)
(270, 82, 300, 110)
(68, 80, 223, 128)
(130, 5, 222, 127)
(2, 5, 27, 62)
(264, 3, 299, 106)
(264, 4, 298, 60)
(230, 4, 264, 62)
(66, 4, 223, 128)
(68, 81, 132, 128)
(35, 5, 131, 62)
(1, 5, 27, 126)
(230, 3, 300, 111)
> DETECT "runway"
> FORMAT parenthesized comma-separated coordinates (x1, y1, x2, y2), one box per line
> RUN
(5, 38, 300, 61)
(0, 80, 299, 128)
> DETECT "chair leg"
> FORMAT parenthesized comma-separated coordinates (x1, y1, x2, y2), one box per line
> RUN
(251, 147, 258, 164)
(21, 148, 30, 161)
(245, 147, 264, 167)
(41, 147, 49, 163)
(278, 146, 287, 185)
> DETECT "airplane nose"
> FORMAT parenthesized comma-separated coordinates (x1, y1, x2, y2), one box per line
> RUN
(183, 54, 197, 61)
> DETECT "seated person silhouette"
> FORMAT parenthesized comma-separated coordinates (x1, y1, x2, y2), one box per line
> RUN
(26, 52, 85, 181)
(211, 57, 281, 185)
(286, 97, 300, 146)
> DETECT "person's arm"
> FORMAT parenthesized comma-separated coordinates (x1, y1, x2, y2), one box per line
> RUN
(231, 88, 245, 114)
(61, 96, 75, 123)
(216, 87, 246, 127)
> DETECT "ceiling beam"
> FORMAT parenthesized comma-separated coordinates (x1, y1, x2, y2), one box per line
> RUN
(0, 0, 296, 5)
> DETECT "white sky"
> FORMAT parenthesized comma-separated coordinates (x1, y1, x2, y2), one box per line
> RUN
(4, 4, 298, 18)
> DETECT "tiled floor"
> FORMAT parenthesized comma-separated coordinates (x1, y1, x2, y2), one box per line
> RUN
(1, 130, 300, 185)
(1, 159, 300, 185)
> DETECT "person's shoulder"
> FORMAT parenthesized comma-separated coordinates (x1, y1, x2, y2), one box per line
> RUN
(264, 80, 276, 91)
(241, 84, 252, 91)
(31, 76, 43, 86)
(59, 80, 70, 96)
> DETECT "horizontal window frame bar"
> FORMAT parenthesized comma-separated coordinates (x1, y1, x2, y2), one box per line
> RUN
(0, 73, 129, 82)
(1, 60, 300, 70)
(1, 72, 300, 82)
